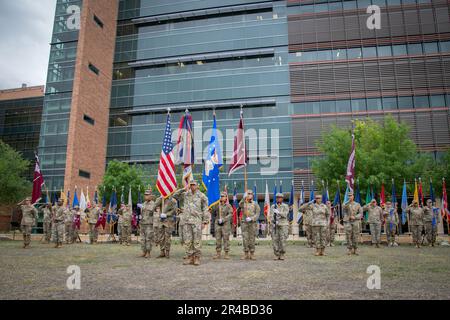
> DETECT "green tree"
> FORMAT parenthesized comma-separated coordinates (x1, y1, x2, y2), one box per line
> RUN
(0, 140, 32, 204)
(311, 115, 439, 202)
(98, 160, 147, 205)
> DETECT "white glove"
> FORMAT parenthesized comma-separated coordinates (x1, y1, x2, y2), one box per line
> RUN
(218, 219, 223, 224)
(137, 203, 143, 209)
(273, 209, 280, 214)
(246, 217, 252, 222)
(160, 213, 167, 219)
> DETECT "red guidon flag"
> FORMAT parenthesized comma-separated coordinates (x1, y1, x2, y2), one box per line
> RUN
(228, 110, 247, 176)
(31, 153, 45, 205)
(156, 113, 177, 198)
(264, 181, 270, 219)
(345, 134, 356, 191)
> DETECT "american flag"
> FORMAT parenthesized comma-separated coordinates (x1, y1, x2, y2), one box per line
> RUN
(345, 134, 356, 191)
(156, 114, 177, 198)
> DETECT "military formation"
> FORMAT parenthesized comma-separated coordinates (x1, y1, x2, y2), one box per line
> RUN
(17, 183, 444, 264)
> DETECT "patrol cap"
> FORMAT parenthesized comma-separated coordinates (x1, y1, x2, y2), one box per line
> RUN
(189, 180, 198, 186)
(144, 190, 152, 195)
(25, 197, 32, 201)
(385, 201, 392, 205)
(348, 191, 354, 196)
(426, 199, 432, 203)
(74, 205, 80, 209)
(247, 189, 254, 194)
(220, 192, 227, 197)
(276, 193, 284, 198)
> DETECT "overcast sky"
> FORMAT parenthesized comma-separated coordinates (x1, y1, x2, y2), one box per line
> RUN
(0, 0, 57, 90)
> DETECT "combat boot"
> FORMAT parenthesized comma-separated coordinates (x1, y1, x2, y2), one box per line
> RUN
(241, 252, 249, 260)
(223, 252, 230, 260)
(376, 243, 380, 248)
(352, 248, 359, 255)
(213, 250, 221, 260)
(273, 255, 279, 260)
(193, 256, 200, 266)
(57, 242, 63, 248)
(165, 250, 170, 258)
(347, 249, 352, 255)
(183, 256, 194, 265)
(249, 252, 256, 260)
(140, 251, 147, 258)
(314, 248, 320, 256)
(279, 254, 285, 261)
(54, 242, 59, 248)
(157, 250, 166, 258)
(321, 248, 327, 256)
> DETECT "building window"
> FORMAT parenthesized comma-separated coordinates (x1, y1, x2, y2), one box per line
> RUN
(83, 114, 95, 125)
(93, 15, 104, 28)
(88, 63, 99, 75)
(79, 170, 91, 179)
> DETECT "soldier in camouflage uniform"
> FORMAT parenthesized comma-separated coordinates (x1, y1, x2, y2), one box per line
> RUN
(299, 202, 314, 247)
(71, 206, 81, 243)
(154, 195, 178, 258)
(343, 192, 363, 255)
(42, 203, 52, 243)
(270, 193, 289, 260)
(118, 203, 132, 246)
(383, 201, 398, 247)
(64, 206, 74, 244)
(308, 195, 330, 256)
(86, 204, 100, 244)
(407, 200, 424, 248)
(53, 199, 66, 248)
(239, 189, 260, 260)
(423, 199, 439, 247)
(173, 180, 209, 266)
(139, 190, 155, 258)
(18, 197, 38, 248)
(363, 199, 384, 247)
(212, 193, 233, 260)
(327, 201, 337, 247)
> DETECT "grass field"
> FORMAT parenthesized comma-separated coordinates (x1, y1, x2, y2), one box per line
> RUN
(0, 240, 449, 300)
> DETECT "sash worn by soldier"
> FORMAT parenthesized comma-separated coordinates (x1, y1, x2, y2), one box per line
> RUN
(239, 189, 260, 260)
(407, 201, 424, 248)
(172, 180, 210, 266)
(363, 200, 384, 247)
(383, 202, 398, 247)
(343, 192, 363, 255)
(211, 193, 233, 260)
(118, 204, 132, 246)
(64, 208, 74, 244)
(87, 205, 101, 244)
(53, 199, 66, 248)
(139, 190, 155, 258)
(42, 204, 52, 243)
(153, 195, 178, 258)
(299, 203, 314, 247)
(309, 197, 330, 256)
(423, 200, 439, 247)
(19, 197, 38, 249)
(270, 193, 289, 260)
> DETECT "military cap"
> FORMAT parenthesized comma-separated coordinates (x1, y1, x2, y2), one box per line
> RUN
(348, 191, 354, 196)
(189, 180, 198, 186)
(220, 192, 227, 197)
(276, 193, 284, 198)
(25, 197, 32, 201)
(247, 189, 254, 194)
(74, 205, 80, 209)
(144, 190, 152, 195)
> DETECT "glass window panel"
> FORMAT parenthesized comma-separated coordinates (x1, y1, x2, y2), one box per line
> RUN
(439, 41, 450, 52)
(320, 100, 336, 113)
(423, 42, 438, 54)
(351, 99, 367, 111)
(347, 48, 362, 59)
(414, 96, 430, 108)
(367, 98, 383, 111)
(343, 1, 357, 10)
(430, 95, 446, 107)
(382, 97, 398, 110)
(408, 43, 423, 55)
(398, 96, 413, 109)
(336, 100, 351, 112)
(362, 47, 377, 58)
(378, 46, 392, 57)
(333, 49, 347, 60)
(392, 45, 407, 56)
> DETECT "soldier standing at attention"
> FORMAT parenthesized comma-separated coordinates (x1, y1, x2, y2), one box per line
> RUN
(153, 195, 178, 258)
(72, 206, 81, 243)
(239, 189, 260, 260)
(327, 201, 337, 247)
(407, 200, 424, 248)
(118, 203, 133, 246)
(363, 199, 384, 248)
(172, 180, 210, 266)
(423, 199, 439, 247)
(53, 199, 66, 248)
(87, 203, 101, 244)
(343, 191, 363, 255)
(42, 203, 52, 244)
(64, 205, 74, 244)
(18, 197, 38, 249)
(308, 195, 330, 256)
(383, 201, 398, 247)
(139, 190, 155, 258)
(212, 192, 233, 260)
(299, 201, 314, 248)
(270, 193, 290, 260)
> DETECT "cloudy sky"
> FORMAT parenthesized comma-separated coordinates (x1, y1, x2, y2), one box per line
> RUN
(0, 0, 57, 90)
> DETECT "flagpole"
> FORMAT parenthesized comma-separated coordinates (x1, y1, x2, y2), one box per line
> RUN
(444, 178, 449, 238)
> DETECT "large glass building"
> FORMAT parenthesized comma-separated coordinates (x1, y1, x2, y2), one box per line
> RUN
(38, 0, 450, 199)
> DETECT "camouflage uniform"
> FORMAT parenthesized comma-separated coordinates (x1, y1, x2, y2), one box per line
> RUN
(310, 203, 330, 253)
(363, 203, 384, 245)
(71, 209, 81, 243)
(327, 210, 338, 246)
(407, 205, 424, 246)
(52, 205, 66, 247)
(140, 198, 155, 256)
(299, 203, 314, 247)
(173, 187, 209, 264)
(343, 201, 363, 253)
(270, 201, 289, 259)
(86, 206, 100, 244)
(239, 198, 260, 259)
(20, 203, 38, 248)
(64, 209, 74, 244)
(383, 206, 398, 246)
(212, 201, 233, 258)
(154, 196, 178, 258)
(42, 207, 52, 243)
(118, 206, 132, 245)
(423, 205, 439, 246)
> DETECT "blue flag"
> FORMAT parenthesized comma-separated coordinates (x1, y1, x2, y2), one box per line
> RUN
(273, 184, 277, 206)
(343, 183, 350, 204)
(253, 183, 257, 202)
(333, 186, 341, 220)
(430, 179, 435, 203)
(72, 189, 79, 208)
(102, 192, 107, 207)
(288, 181, 294, 221)
(401, 180, 408, 225)
(355, 182, 361, 204)
(202, 113, 223, 207)
(322, 182, 329, 203)
(297, 183, 305, 224)
(94, 190, 98, 205)
(391, 180, 397, 205)
(310, 181, 315, 202)
(279, 181, 283, 195)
